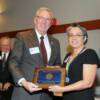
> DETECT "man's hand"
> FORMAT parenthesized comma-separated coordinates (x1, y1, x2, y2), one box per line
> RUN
(3, 82, 12, 91)
(0, 83, 3, 91)
(21, 80, 42, 93)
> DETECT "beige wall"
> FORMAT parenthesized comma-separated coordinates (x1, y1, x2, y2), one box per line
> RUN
(0, 0, 100, 32)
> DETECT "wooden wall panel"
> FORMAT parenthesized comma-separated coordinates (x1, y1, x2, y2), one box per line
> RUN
(0, 19, 100, 38)
(48, 19, 100, 34)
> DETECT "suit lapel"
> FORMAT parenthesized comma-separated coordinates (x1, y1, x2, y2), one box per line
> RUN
(24, 30, 39, 48)
(48, 36, 55, 65)
(0, 52, 2, 70)
(7, 50, 11, 62)
(0, 51, 2, 60)
(24, 30, 44, 66)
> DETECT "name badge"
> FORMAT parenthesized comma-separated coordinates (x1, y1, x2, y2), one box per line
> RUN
(29, 47, 40, 55)
(66, 77, 70, 83)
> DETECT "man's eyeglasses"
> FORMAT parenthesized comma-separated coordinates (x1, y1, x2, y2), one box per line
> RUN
(37, 16, 51, 21)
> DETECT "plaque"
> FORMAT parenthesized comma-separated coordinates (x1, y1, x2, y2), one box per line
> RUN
(33, 66, 66, 96)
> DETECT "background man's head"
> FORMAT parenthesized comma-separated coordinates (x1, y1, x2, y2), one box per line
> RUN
(0, 37, 11, 52)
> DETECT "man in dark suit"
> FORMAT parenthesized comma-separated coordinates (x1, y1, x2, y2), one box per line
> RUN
(9, 7, 61, 100)
(0, 37, 14, 100)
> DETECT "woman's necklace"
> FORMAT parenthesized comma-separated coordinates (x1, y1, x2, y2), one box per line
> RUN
(65, 47, 86, 83)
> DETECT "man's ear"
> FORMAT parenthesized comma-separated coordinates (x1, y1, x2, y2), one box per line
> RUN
(50, 18, 57, 25)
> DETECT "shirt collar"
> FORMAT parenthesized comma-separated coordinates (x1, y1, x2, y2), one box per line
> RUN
(2, 51, 9, 55)
(35, 29, 48, 42)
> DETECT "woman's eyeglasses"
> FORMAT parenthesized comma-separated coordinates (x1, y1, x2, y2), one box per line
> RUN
(68, 34, 84, 38)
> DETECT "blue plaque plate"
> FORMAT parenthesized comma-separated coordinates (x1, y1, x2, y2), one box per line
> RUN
(37, 70, 61, 84)
(33, 67, 66, 89)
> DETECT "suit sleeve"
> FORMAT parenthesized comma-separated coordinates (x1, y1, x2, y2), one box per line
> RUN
(9, 35, 25, 85)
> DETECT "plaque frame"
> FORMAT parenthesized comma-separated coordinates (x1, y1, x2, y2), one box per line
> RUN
(33, 66, 66, 89)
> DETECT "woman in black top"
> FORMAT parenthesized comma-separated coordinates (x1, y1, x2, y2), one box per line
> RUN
(49, 23, 100, 100)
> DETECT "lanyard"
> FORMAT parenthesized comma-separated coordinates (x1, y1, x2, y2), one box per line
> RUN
(65, 47, 86, 83)
(65, 57, 71, 83)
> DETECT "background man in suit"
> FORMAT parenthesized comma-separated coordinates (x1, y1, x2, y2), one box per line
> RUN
(0, 36, 14, 100)
(9, 7, 61, 100)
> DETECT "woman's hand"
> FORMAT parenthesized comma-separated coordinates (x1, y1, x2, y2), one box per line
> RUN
(48, 85, 65, 93)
